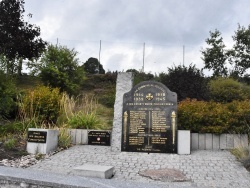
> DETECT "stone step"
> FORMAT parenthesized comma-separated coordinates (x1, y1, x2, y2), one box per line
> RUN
(72, 164, 114, 179)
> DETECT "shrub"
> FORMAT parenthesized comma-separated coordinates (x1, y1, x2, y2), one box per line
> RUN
(159, 64, 209, 101)
(209, 77, 250, 103)
(178, 99, 250, 133)
(0, 121, 27, 136)
(126, 69, 154, 85)
(39, 45, 86, 96)
(0, 72, 18, 119)
(67, 112, 100, 129)
(3, 138, 17, 150)
(18, 86, 62, 126)
(59, 93, 102, 129)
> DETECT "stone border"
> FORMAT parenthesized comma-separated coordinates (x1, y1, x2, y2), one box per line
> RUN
(191, 133, 248, 150)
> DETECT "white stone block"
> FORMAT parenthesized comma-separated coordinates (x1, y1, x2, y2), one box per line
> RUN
(212, 134, 220, 149)
(27, 128, 58, 154)
(81, 129, 88, 144)
(205, 133, 213, 150)
(220, 134, 227, 149)
(178, 130, 190, 155)
(191, 133, 199, 150)
(226, 134, 234, 149)
(198, 134, 205, 149)
(72, 164, 114, 179)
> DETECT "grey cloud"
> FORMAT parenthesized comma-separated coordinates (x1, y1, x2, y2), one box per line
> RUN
(23, 0, 250, 73)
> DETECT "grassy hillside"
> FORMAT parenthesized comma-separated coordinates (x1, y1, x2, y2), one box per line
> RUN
(15, 74, 116, 130)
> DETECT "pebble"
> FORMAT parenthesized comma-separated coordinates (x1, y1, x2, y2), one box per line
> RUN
(0, 148, 64, 168)
(0, 154, 39, 168)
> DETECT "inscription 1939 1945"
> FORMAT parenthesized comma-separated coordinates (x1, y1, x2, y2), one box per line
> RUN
(122, 81, 177, 153)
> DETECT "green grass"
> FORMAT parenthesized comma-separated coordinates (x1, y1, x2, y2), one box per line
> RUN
(15, 74, 42, 91)
(96, 104, 114, 130)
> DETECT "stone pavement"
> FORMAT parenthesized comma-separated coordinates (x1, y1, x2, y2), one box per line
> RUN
(28, 145, 250, 187)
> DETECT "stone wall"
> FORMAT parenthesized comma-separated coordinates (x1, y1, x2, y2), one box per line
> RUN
(191, 133, 248, 150)
(68, 130, 249, 151)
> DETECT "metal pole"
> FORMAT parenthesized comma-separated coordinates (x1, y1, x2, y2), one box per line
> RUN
(142, 42, 145, 72)
(98, 40, 101, 74)
(183, 45, 185, 66)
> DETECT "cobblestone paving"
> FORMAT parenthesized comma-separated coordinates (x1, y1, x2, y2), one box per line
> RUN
(28, 145, 250, 187)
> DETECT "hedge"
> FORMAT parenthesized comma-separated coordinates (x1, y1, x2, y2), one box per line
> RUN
(178, 99, 250, 134)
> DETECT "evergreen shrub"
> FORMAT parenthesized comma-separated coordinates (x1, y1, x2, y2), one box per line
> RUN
(209, 77, 250, 103)
(178, 99, 250, 134)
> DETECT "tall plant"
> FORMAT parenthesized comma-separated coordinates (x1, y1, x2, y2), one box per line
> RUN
(58, 93, 101, 129)
(18, 86, 62, 127)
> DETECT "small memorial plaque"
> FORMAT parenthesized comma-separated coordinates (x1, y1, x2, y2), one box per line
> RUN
(88, 131, 111, 146)
(27, 131, 47, 143)
(122, 81, 177, 153)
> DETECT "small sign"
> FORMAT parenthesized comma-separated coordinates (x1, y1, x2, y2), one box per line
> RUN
(88, 131, 111, 146)
(27, 131, 47, 143)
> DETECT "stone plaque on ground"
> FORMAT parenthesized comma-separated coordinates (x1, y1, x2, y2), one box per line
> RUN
(122, 81, 177, 153)
(88, 131, 111, 146)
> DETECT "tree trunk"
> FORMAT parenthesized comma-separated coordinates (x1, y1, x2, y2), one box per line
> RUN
(17, 58, 23, 76)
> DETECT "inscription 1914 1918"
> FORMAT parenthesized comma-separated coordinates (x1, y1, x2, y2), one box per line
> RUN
(122, 81, 177, 153)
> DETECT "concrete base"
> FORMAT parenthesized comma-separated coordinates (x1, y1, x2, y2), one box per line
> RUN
(27, 128, 58, 154)
(72, 164, 114, 179)
(69, 129, 88, 145)
(178, 130, 191, 155)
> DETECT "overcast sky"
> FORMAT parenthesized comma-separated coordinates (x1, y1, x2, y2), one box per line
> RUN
(24, 0, 250, 75)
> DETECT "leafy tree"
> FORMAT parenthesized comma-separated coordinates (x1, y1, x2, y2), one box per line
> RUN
(0, 0, 46, 75)
(201, 29, 228, 77)
(202, 26, 250, 78)
(83, 57, 105, 74)
(159, 64, 209, 101)
(38, 45, 85, 95)
(228, 24, 250, 76)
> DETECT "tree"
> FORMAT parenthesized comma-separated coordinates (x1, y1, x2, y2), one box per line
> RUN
(126, 69, 139, 74)
(159, 64, 209, 101)
(201, 29, 228, 77)
(83, 57, 105, 74)
(201, 26, 250, 78)
(228, 24, 250, 77)
(0, 0, 46, 75)
(126, 69, 154, 85)
(38, 45, 85, 95)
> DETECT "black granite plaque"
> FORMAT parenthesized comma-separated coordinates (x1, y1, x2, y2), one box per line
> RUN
(27, 131, 47, 143)
(122, 81, 177, 153)
(88, 131, 111, 146)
